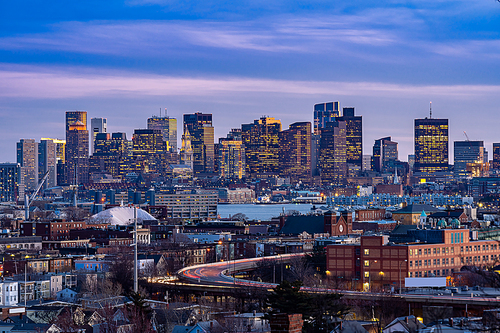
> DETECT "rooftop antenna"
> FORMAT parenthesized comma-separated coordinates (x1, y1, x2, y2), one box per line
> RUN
(463, 131, 470, 141)
(429, 101, 432, 119)
(165, 108, 167, 117)
(160, 107, 162, 117)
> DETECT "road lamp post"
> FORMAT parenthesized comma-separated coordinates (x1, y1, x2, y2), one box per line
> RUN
(368, 260, 377, 292)
(399, 259, 408, 294)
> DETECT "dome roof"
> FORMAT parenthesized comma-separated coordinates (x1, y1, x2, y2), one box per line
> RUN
(437, 219, 447, 227)
(89, 206, 156, 225)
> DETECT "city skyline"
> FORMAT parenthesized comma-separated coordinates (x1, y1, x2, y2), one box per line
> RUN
(2, 1, 500, 162)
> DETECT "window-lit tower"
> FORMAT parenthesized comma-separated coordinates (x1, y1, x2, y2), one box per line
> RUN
(279, 122, 311, 184)
(183, 113, 214, 175)
(414, 112, 449, 173)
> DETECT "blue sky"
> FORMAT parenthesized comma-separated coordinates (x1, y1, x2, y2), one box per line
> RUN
(1, 0, 500, 162)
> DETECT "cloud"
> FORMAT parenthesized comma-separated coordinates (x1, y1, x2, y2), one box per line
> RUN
(1, 65, 500, 100)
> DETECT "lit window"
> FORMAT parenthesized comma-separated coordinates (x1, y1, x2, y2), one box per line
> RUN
(364, 260, 369, 267)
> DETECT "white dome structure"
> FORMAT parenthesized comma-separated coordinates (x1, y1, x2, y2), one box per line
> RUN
(89, 206, 156, 225)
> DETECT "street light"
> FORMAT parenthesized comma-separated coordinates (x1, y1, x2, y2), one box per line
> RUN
(366, 260, 377, 292)
(399, 259, 408, 294)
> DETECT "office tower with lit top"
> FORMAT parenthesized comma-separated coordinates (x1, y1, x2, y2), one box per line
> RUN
(241, 117, 281, 177)
(147, 113, 177, 152)
(65, 111, 89, 185)
(183, 113, 214, 175)
(279, 122, 312, 184)
(17, 139, 38, 191)
(218, 129, 245, 180)
(319, 120, 347, 186)
(414, 111, 449, 173)
(492, 143, 500, 170)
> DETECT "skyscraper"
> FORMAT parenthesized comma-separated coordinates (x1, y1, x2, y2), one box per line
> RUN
(336, 107, 362, 170)
(16, 139, 38, 191)
(279, 122, 312, 184)
(183, 113, 214, 175)
(372, 137, 398, 173)
(218, 129, 245, 180)
(454, 141, 485, 179)
(414, 117, 449, 173)
(132, 129, 166, 174)
(319, 121, 347, 186)
(147, 116, 177, 152)
(0, 163, 22, 202)
(42, 138, 66, 186)
(313, 102, 340, 135)
(90, 118, 107, 155)
(241, 117, 281, 177)
(492, 143, 500, 170)
(38, 139, 57, 189)
(65, 111, 89, 184)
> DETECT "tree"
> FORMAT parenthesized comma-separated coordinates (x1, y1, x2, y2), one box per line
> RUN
(267, 280, 349, 333)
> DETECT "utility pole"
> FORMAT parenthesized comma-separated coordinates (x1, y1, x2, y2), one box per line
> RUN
(133, 205, 138, 293)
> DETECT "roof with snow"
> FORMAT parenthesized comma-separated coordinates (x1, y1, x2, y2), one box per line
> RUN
(89, 206, 156, 225)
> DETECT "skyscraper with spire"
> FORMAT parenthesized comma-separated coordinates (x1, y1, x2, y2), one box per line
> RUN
(180, 126, 194, 170)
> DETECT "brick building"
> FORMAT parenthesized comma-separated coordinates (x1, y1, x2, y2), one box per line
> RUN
(20, 221, 87, 241)
(355, 208, 386, 221)
(326, 228, 500, 291)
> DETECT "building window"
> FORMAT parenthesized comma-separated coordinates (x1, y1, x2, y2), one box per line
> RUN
(364, 272, 369, 278)
(364, 260, 369, 267)
(409, 261, 413, 267)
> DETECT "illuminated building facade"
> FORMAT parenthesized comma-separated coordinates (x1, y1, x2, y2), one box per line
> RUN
(180, 126, 194, 170)
(42, 138, 65, 186)
(183, 113, 214, 175)
(0, 163, 22, 202)
(319, 121, 347, 186)
(65, 111, 89, 185)
(492, 143, 500, 170)
(90, 118, 107, 155)
(241, 117, 281, 177)
(147, 116, 177, 152)
(38, 139, 57, 189)
(313, 102, 339, 134)
(336, 107, 362, 170)
(218, 129, 245, 179)
(278, 122, 311, 184)
(453, 141, 485, 179)
(17, 139, 38, 191)
(414, 118, 449, 173)
(132, 129, 166, 174)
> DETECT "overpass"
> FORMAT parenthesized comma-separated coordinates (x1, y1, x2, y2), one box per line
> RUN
(176, 254, 500, 308)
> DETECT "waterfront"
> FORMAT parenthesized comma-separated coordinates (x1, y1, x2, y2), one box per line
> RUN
(217, 203, 316, 221)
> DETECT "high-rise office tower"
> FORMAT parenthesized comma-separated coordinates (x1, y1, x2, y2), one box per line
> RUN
(492, 143, 500, 170)
(65, 111, 89, 184)
(279, 122, 312, 184)
(147, 115, 177, 152)
(42, 138, 66, 186)
(16, 139, 38, 191)
(90, 118, 107, 155)
(319, 121, 347, 186)
(414, 117, 449, 173)
(132, 129, 166, 174)
(241, 117, 281, 177)
(180, 126, 194, 170)
(218, 129, 245, 180)
(38, 139, 57, 189)
(336, 107, 362, 169)
(183, 113, 214, 175)
(314, 102, 340, 135)
(372, 137, 398, 173)
(454, 141, 485, 179)
(0, 163, 22, 202)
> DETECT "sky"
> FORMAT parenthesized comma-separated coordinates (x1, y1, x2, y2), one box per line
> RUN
(1, 0, 500, 163)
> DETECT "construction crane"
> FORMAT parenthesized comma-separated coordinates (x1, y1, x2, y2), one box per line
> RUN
(463, 131, 470, 141)
(24, 170, 50, 220)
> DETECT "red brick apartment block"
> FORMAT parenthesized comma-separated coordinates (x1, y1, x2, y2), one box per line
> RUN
(270, 314, 303, 333)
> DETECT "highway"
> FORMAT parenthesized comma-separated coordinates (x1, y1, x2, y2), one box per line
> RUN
(176, 254, 500, 307)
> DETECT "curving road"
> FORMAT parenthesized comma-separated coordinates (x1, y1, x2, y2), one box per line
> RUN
(176, 254, 500, 307)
